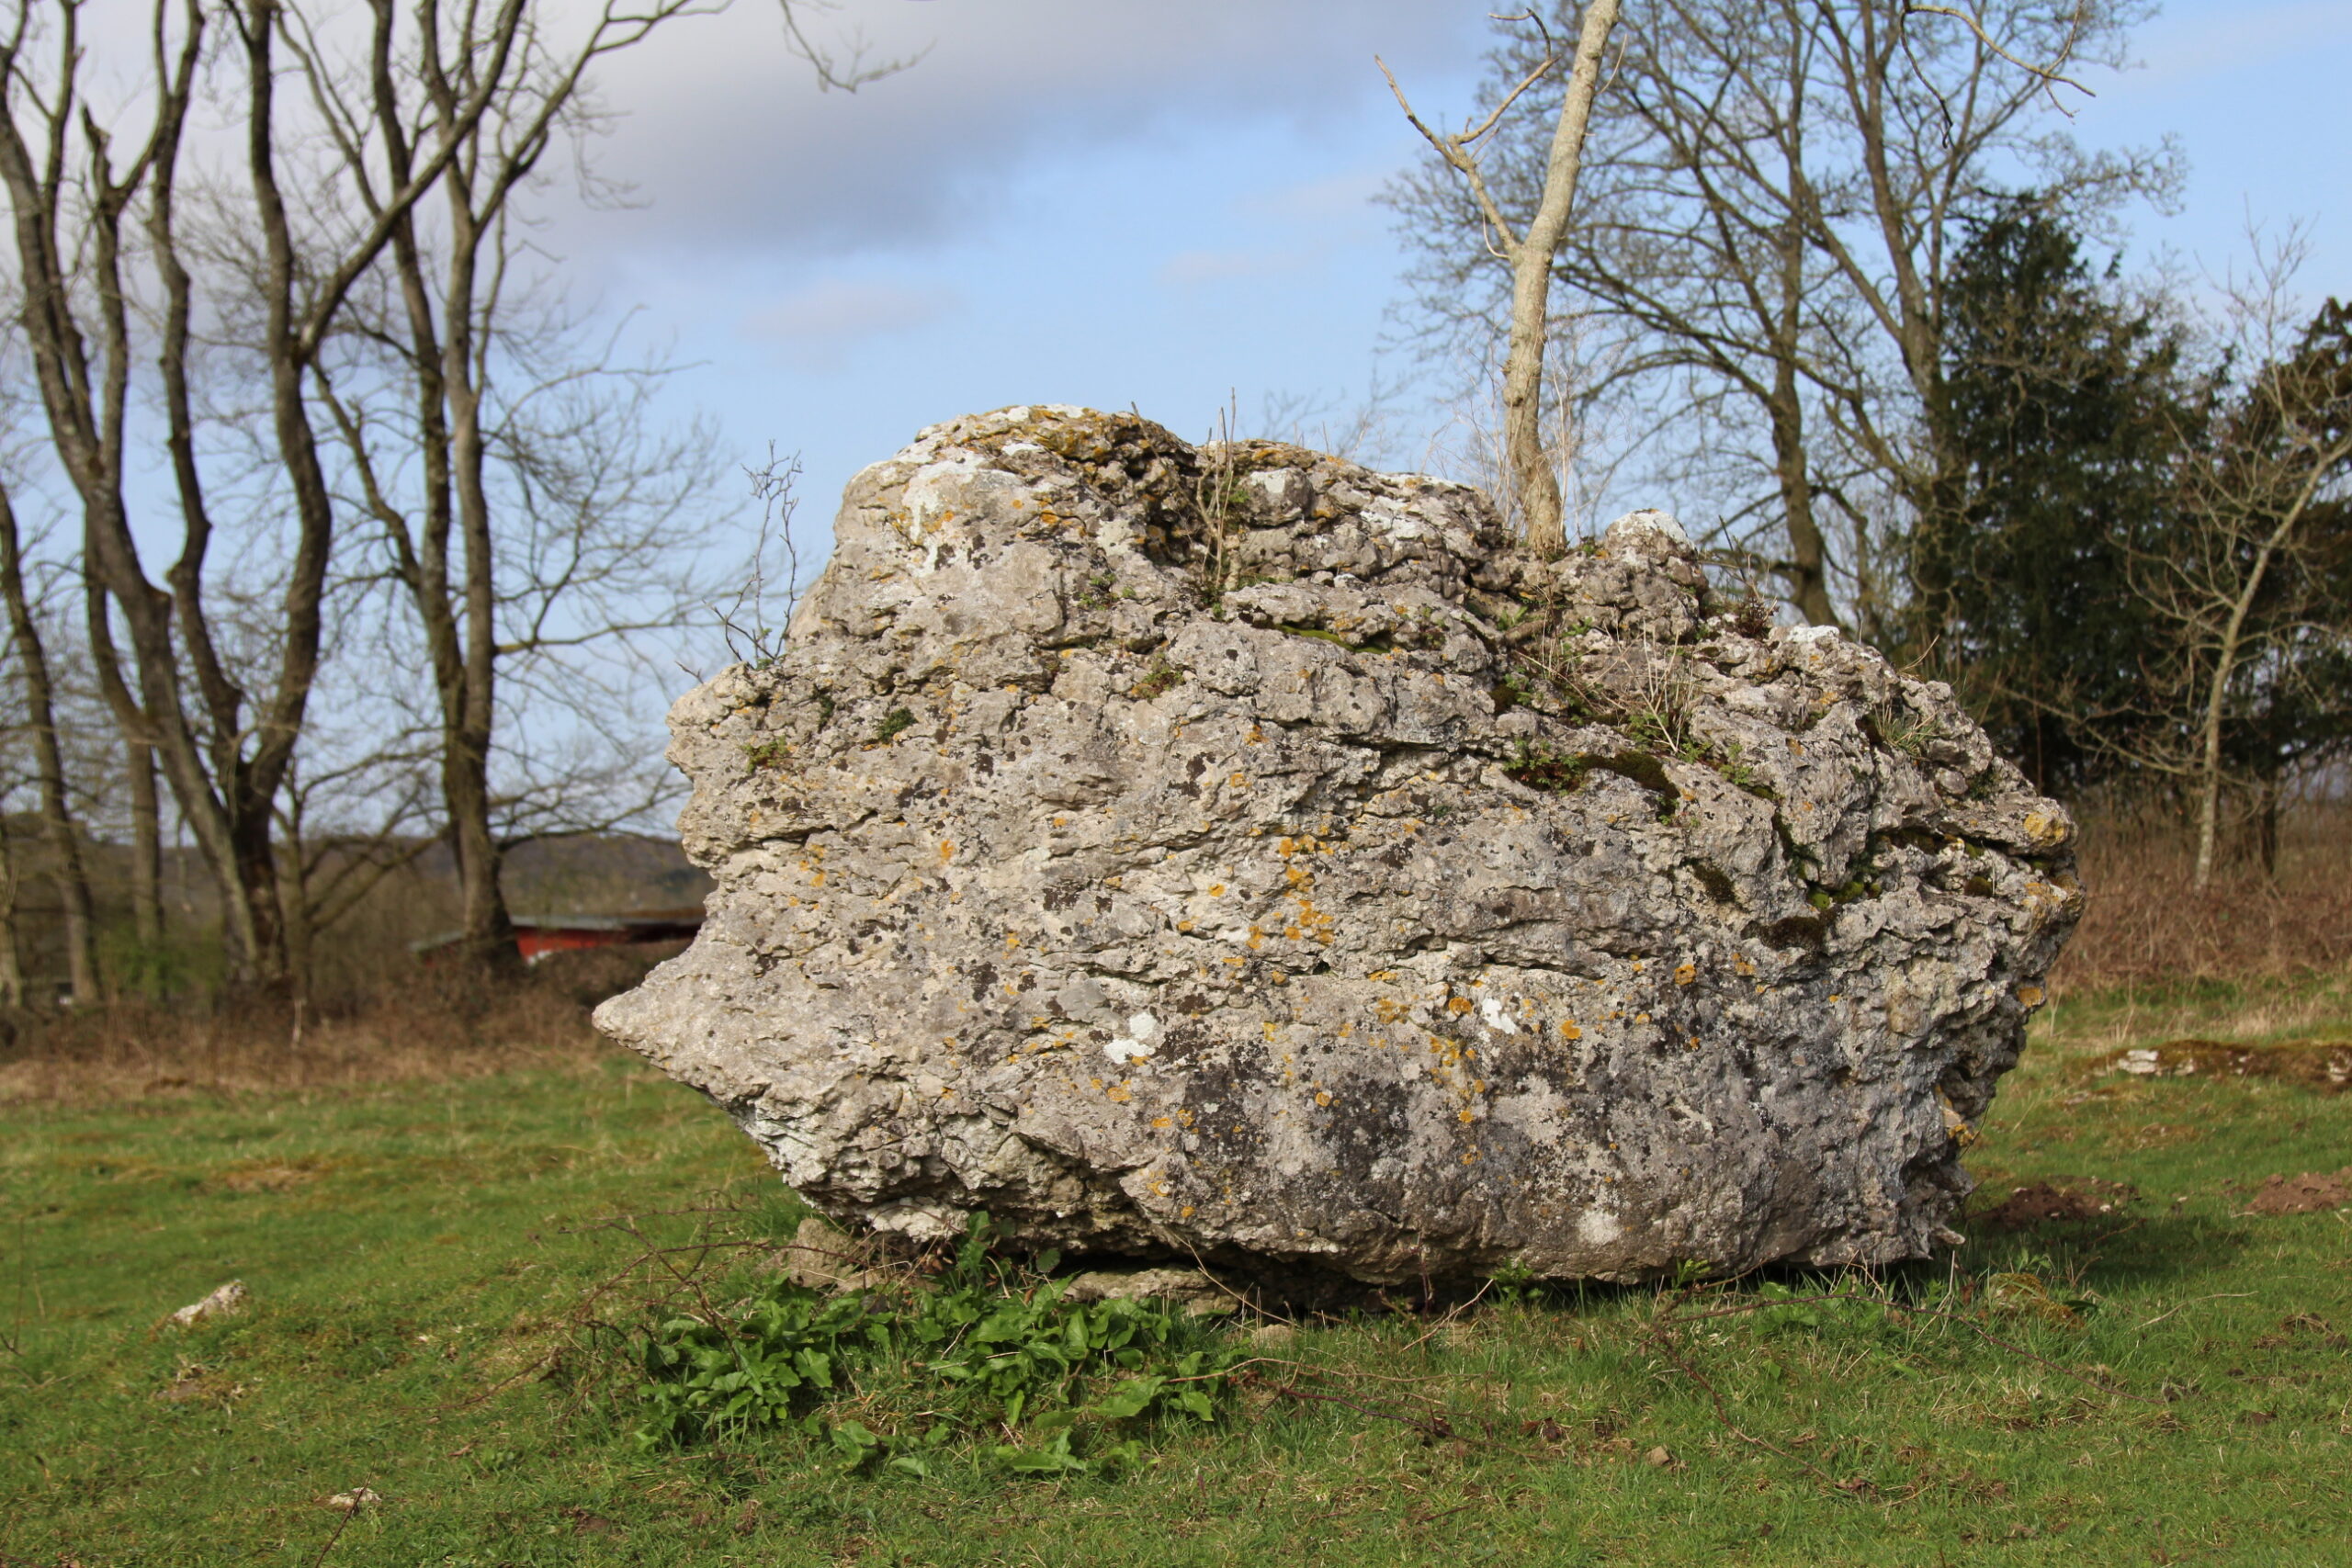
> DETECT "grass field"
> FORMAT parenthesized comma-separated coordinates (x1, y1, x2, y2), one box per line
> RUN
(4, 976, 2350, 1567)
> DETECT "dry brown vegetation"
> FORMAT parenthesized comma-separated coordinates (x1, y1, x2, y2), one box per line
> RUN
(2052, 803, 2352, 993)
(0, 945, 678, 1108)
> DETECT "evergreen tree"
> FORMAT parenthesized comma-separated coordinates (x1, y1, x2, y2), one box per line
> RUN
(1921, 200, 2206, 793)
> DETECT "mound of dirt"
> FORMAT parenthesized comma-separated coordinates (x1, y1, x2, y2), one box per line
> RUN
(1978, 1178, 2139, 1231)
(2246, 1169, 2352, 1216)
(2104, 1040, 2352, 1092)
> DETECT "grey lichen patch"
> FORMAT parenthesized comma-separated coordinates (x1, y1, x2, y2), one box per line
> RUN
(595, 405, 2082, 1290)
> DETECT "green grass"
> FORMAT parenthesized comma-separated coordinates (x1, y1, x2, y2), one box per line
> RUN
(4, 996, 2350, 1567)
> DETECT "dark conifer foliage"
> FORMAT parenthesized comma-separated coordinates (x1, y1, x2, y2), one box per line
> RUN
(1921, 200, 2206, 793)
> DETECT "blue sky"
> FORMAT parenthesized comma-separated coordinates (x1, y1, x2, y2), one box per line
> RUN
(564, 0, 2352, 577)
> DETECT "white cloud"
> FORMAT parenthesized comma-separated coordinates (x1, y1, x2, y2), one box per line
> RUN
(567, 0, 1480, 260)
(743, 277, 959, 369)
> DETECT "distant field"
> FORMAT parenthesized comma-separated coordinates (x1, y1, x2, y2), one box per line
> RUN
(4, 978, 2349, 1566)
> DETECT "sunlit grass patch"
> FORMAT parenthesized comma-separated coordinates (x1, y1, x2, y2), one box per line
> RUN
(3, 1000, 2350, 1565)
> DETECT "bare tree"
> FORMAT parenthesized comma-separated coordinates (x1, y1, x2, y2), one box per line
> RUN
(253, 0, 711, 968)
(288, 0, 880, 967)
(1382, 1, 1621, 556)
(1, 0, 874, 987)
(1391, 0, 2173, 623)
(2118, 274, 2352, 888)
(0, 477, 93, 999)
(0, 0, 531, 988)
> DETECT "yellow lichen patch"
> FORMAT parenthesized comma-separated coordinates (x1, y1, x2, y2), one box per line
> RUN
(1106, 1085, 1133, 1103)
(1560, 1021, 1582, 1040)
(1177, 919, 1196, 932)
(1673, 963, 1697, 987)
(1315, 1091, 1332, 1107)
(1210, 884, 1227, 897)
(1734, 955, 1756, 977)
(2016, 984, 2047, 1009)
(1938, 1091, 1980, 1148)
(1228, 773, 1248, 788)
(1447, 996, 1475, 1015)
(937, 841, 956, 863)
(2022, 809, 2072, 848)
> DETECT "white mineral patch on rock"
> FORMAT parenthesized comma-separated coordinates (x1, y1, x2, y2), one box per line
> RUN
(596, 407, 2082, 1286)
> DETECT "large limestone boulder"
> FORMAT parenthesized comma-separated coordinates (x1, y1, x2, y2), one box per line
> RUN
(596, 406, 2082, 1285)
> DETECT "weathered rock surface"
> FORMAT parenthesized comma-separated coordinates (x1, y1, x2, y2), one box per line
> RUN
(596, 406, 2083, 1285)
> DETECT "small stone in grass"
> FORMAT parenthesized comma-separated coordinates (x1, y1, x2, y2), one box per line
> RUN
(166, 1280, 248, 1326)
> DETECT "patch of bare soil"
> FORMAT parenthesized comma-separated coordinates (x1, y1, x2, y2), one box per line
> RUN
(2099, 1039, 2352, 1092)
(1978, 1177, 2140, 1231)
(2245, 1169, 2352, 1216)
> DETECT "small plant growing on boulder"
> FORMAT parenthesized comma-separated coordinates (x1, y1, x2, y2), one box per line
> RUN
(1132, 657, 1187, 700)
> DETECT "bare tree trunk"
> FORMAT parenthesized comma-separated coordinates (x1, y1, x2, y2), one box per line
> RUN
(1769, 357, 1837, 626)
(1388, 0, 1619, 557)
(129, 739, 164, 950)
(274, 792, 311, 1005)
(1501, 0, 1620, 556)
(442, 198, 520, 971)
(0, 483, 98, 1002)
(2193, 487, 2315, 889)
(0, 818, 26, 1010)
(2254, 772, 2280, 879)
